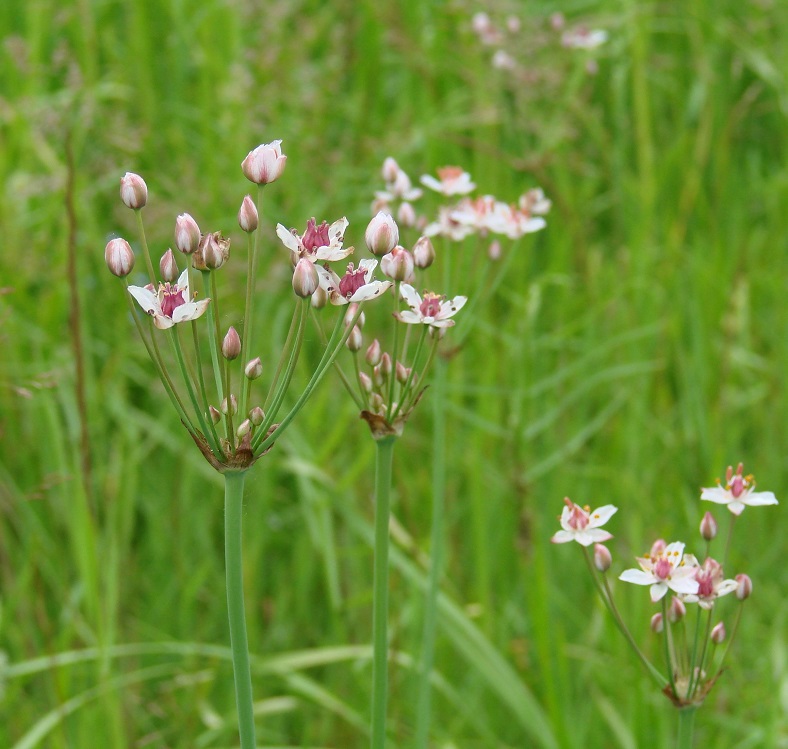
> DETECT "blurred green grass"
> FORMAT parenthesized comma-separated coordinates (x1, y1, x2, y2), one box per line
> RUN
(0, 0, 786, 747)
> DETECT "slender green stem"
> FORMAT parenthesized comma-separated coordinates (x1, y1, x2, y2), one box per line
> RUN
(240, 213, 258, 419)
(253, 304, 362, 455)
(387, 282, 401, 410)
(169, 328, 221, 455)
(686, 605, 703, 699)
(582, 551, 666, 687)
(191, 320, 222, 449)
(224, 471, 256, 749)
(371, 436, 396, 749)
(663, 598, 679, 700)
(390, 326, 428, 422)
(134, 209, 157, 283)
(414, 356, 446, 749)
(263, 303, 302, 412)
(676, 705, 697, 749)
(201, 271, 226, 428)
(310, 308, 365, 409)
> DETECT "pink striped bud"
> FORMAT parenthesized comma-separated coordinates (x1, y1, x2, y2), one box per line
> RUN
(735, 573, 752, 600)
(159, 249, 179, 282)
(593, 543, 612, 572)
(413, 236, 435, 269)
(650, 613, 664, 633)
(238, 195, 259, 233)
(710, 622, 726, 644)
(222, 327, 241, 360)
(104, 238, 135, 277)
(241, 140, 287, 185)
(292, 258, 319, 298)
(120, 172, 147, 209)
(175, 213, 201, 255)
(366, 339, 382, 366)
(245, 357, 263, 380)
(381, 246, 415, 282)
(346, 325, 363, 352)
(700, 511, 717, 541)
(249, 406, 265, 426)
(365, 211, 399, 256)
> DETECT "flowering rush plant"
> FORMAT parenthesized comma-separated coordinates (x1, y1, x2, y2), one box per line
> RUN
(551, 462, 777, 748)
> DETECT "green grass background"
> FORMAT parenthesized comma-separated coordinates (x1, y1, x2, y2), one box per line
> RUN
(0, 0, 786, 746)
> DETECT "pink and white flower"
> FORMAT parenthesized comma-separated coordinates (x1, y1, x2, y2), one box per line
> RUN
(619, 542, 700, 603)
(316, 259, 392, 305)
(420, 166, 476, 196)
(128, 269, 210, 330)
(561, 27, 608, 50)
(424, 206, 476, 241)
(681, 557, 738, 610)
(701, 462, 778, 516)
(394, 284, 467, 328)
(241, 140, 287, 185)
(276, 217, 353, 263)
(550, 498, 617, 547)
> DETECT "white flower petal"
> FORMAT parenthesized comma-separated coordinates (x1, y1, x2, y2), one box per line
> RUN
(276, 224, 300, 254)
(728, 501, 746, 515)
(329, 217, 349, 242)
(700, 487, 730, 504)
(316, 265, 341, 294)
(349, 280, 392, 303)
(394, 310, 423, 325)
(152, 313, 176, 330)
(588, 505, 618, 528)
(315, 245, 354, 262)
(550, 530, 576, 544)
(128, 285, 160, 315)
(585, 529, 613, 543)
(742, 490, 778, 507)
(420, 174, 443, 192)
(399, 284, 422, 310)
(619, 569, 655, 586)
(172, 299, 210, 323)
(650, 583, 669, 602)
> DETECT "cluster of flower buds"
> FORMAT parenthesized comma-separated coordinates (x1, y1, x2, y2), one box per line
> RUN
(372, 158, 423, 229)
(551, 462, 777, 707)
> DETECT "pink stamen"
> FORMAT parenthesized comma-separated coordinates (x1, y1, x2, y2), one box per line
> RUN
(338, 264, 367, 298)
(420, 292, 444, 319)
(302, 218, 331, 253)
(567, 504, 589, 531)
(161, 283, 186, 317)
(654, 557, 672, 580)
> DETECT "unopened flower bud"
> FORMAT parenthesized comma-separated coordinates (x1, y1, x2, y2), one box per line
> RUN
(248, 406, 265, 426)
(366, 339, 382, 366)
(222, 327, 241, 360)
(104, 238, 135, 277)
(359, 371, 373, 393)
(593, 543, 612, 572)
(396, 361, 410, 384)
(382, 157, 400, 183)
(372, 364, 384, 388)
(159, 249, 179, 282)
(238, 195, 258, 233)
(311, 284, 328, 309)
(488, 239, 502, 261)
(700, 511, 718, 541)
(380, 352, 392, 376)
(346, 325, 363, 352)
(175, 213, 201, 255)
(221, 394, 238, 415)
(413, 236, 435, 269)
(120, 172, 148, 209)
(345, 303, 365, 329)
(735, 573, 752, 600)
(292, 258, 319, 298)
(381, 246, 415, 282)
(710, 622, 726, 644)
(197, 231, 230, 271)
(369, 392, 385, 411)
(668, 596, 686, 623)
(397, 201, 416, 228)
(650, 613, 664, 634)
(241, 140, 287, 185)
(209, 405, 222, 424)
(245, 357, 263, 380)
(236, 419, 252, 438)
(365, 211, 399, 256)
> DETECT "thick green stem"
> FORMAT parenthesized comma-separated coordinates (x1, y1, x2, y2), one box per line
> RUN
(371, 436, 396, 749)
(676, 705, 697, 749)
(224, 471, 256, 749)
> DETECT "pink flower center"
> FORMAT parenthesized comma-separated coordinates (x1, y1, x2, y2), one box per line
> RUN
(654, 557, 672, 580)
(437, 166, 463, 184)
(567, 504, 589, 531)
(302, 218, 331, 253)
(338, 264, 367, 299)
(696, 571, 714, 598)
(161, 283, 186, 318)
(730, 475, 744, 498)
(420, 292, 444, 319)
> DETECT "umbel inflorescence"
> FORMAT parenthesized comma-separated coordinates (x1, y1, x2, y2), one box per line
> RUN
(552, 462, 778, 708)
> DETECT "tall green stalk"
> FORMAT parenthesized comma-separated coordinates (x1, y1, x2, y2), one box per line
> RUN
(371, 436, 396, 749)
(224, 470, 256, 749)
(414, 356, 446, 748)
(676, 706, 697, 749)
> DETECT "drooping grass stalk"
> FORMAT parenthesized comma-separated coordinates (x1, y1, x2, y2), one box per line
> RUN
(371, 435, 396, 749)
(676, 706, 697, 749)
(414, 356, 446, 749)
(223, 470, 256, 749)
